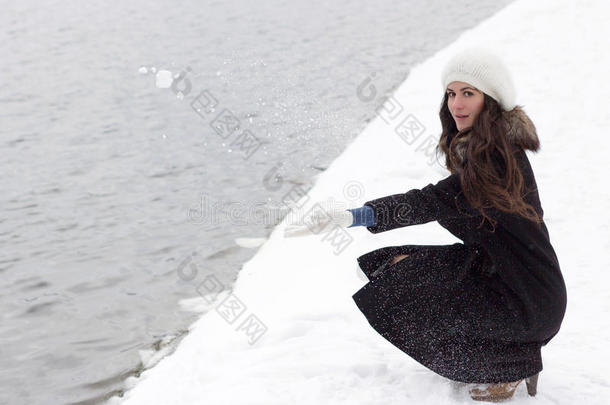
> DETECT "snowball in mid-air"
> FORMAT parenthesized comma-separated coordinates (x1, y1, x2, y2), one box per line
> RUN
(138, 66, 148, 74)
(155, 70, 174, 88)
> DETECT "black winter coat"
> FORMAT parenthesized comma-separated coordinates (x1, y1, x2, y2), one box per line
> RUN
(352, 109, 567, 383)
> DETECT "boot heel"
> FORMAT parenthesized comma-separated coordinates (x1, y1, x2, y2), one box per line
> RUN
(525, 373, 539, 396)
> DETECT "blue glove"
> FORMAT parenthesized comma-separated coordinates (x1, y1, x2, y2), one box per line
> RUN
(347, 205, 376, 227)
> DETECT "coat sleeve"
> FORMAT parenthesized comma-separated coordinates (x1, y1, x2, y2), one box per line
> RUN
(363, 172, 484, 233)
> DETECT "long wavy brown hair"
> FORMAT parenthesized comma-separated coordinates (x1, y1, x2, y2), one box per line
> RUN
(436, 92, 542, 231)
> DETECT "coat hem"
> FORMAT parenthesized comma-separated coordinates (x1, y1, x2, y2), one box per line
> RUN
(352, 286, 544, 383)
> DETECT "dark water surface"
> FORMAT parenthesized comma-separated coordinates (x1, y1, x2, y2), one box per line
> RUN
(0, 0, 513, 404)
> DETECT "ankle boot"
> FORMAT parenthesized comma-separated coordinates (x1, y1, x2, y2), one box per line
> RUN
(524, 372, 539, 396)
(468, 379, 522, 402)
(468, 372, 539, 402)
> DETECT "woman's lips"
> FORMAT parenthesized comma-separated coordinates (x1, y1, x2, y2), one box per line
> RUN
(456, 115, 469, 120)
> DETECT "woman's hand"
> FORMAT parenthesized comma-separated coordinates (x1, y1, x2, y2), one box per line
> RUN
(283, 205, 354, 238)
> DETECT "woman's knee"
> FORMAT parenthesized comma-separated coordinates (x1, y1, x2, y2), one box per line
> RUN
(390, 254, 409, 266)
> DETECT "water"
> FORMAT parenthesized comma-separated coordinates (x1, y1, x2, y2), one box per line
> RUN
(0, 0, 513, 404)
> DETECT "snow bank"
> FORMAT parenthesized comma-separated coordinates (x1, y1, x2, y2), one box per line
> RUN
(109, 0, 610, 403)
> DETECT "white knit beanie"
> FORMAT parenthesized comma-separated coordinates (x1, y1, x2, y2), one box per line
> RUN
(441, 47, 517, 111)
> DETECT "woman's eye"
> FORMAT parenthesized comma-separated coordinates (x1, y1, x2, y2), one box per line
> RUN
(447, 91, 473, 97)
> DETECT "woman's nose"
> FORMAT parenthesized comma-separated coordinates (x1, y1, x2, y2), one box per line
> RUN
(452, 95, 465, 110)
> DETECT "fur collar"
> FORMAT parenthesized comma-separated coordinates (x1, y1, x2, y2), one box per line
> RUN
(452, 106, 539, 166)
(502, 106, 540, 151)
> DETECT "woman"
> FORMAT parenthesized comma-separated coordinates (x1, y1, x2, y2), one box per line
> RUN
(284, 47, 567, 402)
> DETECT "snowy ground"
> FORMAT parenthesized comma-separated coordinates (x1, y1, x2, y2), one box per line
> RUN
(108, 0, 610, 404)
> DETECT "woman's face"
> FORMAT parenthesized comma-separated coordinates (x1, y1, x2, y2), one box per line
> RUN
(446, 81, 485, 131)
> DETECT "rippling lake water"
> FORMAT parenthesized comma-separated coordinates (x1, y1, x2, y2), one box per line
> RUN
(0, 0, 512, 403)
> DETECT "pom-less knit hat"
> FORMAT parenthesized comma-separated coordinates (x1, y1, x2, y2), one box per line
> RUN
(441, 47, 517, 111)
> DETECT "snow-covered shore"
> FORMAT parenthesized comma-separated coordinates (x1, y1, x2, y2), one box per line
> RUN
(109, 0, 610, 403)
